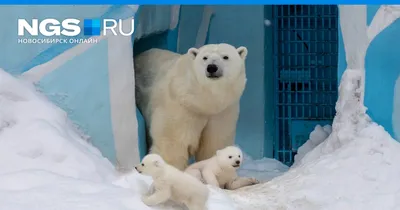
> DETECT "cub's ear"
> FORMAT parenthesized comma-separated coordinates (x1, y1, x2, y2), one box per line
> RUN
(237, 46, 248, 59)
(154, 160, 160, 167)
(188, 48, 199, 60)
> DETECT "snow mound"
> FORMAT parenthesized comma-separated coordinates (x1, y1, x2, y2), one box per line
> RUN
(226, 69, 400, 210)
(229, 123, 400, 210)
(0, 169, 234, 210)
(0, 68, 235, 210)
(238, 153, 289, 182)
(0, 69, 116, 182)
(293, 124, 332, 166)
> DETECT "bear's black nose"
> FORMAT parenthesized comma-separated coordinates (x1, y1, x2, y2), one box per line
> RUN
(236, 160, 240, 164)
(207, 64, 218, 73)
(134, 166, 137, 170)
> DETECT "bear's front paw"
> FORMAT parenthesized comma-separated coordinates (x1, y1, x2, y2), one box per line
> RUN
(148, 184, 156, 194)
(199, 177, 207, 184)
(247, 178, 260, 185)
(141, 196, 153, 206)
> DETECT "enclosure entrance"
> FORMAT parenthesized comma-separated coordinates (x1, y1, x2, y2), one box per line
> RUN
(272, 5, 339, 165)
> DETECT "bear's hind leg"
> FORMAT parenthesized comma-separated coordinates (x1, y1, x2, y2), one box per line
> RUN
(142, 187, 171, 206)
(225, 177, 259, 190)
(185, 168, 206, 184)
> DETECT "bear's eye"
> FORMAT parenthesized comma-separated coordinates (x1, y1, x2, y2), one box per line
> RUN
(223, 56, 229, 60)
(229, 156, 232, 159)
(141, 163, 144, 166)
(238, 155, 241, 158)
(203, 56, 208, 61)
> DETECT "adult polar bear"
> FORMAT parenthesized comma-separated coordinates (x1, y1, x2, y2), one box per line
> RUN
(135, 43, 248, 170)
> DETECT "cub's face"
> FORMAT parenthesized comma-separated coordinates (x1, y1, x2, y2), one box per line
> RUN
(187, 44, 247, 83)
(135, 154, 165, 176)
(216, 146, 243, 170)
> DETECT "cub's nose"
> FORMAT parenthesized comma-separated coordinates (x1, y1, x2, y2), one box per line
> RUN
(134, 166, 137, 170)
(206, 64, 218, 73)
(236, 160, 241, 165)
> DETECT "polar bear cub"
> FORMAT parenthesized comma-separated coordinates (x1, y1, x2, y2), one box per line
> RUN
(185, 146, 259, 190)
(135, 154, 209, 210)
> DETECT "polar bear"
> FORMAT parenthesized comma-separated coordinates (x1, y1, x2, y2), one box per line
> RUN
(135, 154, 209, 210)
(135, 43, 248, 170)
(185, 146, 259, 190)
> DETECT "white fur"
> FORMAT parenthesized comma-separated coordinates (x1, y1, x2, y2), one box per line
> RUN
(135, 43, 247, 170)
(135, 154, 209, 210)
(185, 146, 259, 190)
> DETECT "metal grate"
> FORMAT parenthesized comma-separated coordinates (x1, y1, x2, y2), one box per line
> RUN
(272, 5, 339, 165)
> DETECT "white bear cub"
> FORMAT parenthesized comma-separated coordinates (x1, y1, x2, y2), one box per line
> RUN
(185, 146, 259, 190)
(135, 154, 209, 210)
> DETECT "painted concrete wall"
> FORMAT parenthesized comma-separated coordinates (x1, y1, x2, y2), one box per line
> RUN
(0, 6, 136, 75)
(176, 6, 205, 54)
(0, 6, 140, 169)
(263, 6, 274, 159)
(338, 5, 400, 141)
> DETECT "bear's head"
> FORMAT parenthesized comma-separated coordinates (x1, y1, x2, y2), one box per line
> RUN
(215, 146, 243, 170)
(135, 154, 166, 177)
(187, 43, 247, 83)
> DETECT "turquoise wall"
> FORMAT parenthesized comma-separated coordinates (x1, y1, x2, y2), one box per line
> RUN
(177, 6, 205, 53)
(0, 6, 139, 165)
(37, 40, 117, 163)
(264, 6, 274, 158)
(0, 5, 135, 75)
(338, 5, 400, 140)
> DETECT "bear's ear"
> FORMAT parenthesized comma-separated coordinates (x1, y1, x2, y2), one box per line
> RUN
(237, 46, 248, 59)
(188, 48, 199, 59)
(153, 160, 160, 167)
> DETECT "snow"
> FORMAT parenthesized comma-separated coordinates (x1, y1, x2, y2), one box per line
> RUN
(226, 69, 400, 210)
(238, 153, 288, 182)
(264, 19, 272, 26)
(229, 122, 400, 210)
(0, 68, 235, 210)
(0, 69, 115, 182)
(293, 124, 332, 166)
(2, 64, 400, 209)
